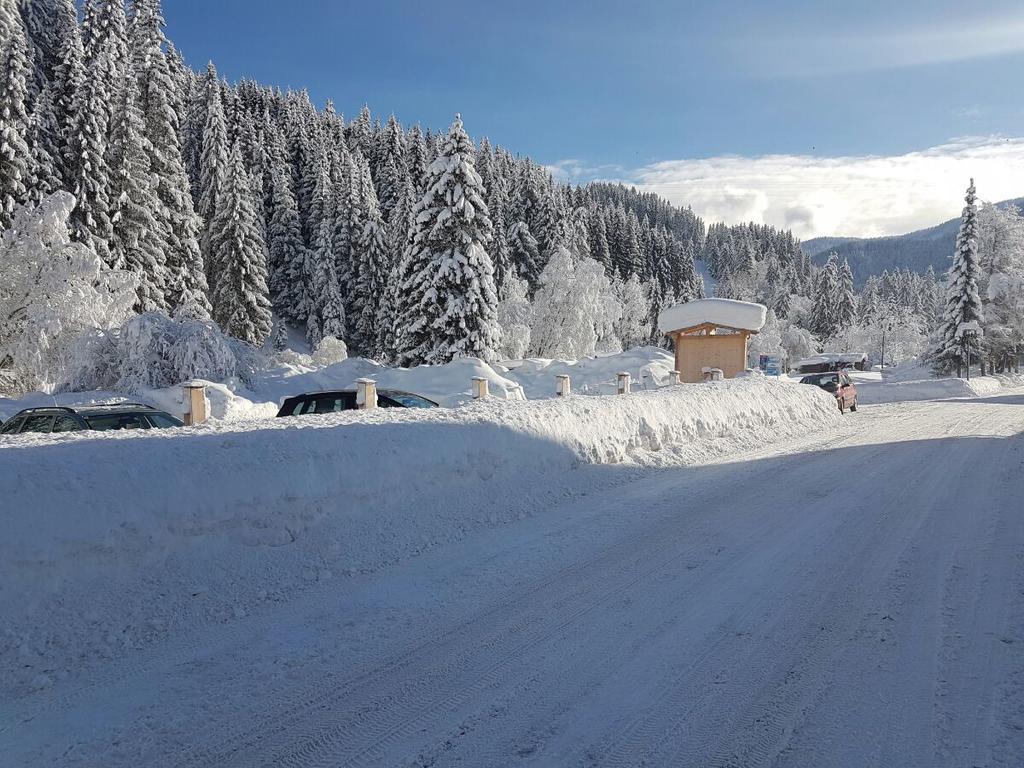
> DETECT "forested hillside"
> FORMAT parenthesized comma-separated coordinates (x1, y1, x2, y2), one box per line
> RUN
(803, 198, 1024, 287)
(2, 0, 1021, 395)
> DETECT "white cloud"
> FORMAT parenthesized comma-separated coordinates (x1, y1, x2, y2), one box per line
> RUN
(619, 136, 1024, 240)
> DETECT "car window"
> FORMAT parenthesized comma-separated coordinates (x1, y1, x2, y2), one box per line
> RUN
(302, 394, 356, 414)
(86, 413, 152, 430)
(20, 414, 55, 433)
(146, 412, 183, 428)
(1, 417, 24, 434)
(52, 414, 85, 432)
(381, 392, 436, 408)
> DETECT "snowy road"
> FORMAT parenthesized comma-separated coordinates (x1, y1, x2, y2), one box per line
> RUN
(5, 393, 1024, 767)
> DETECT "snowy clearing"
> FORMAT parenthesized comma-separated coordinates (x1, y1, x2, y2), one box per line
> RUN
(2, 389, 1022, 767)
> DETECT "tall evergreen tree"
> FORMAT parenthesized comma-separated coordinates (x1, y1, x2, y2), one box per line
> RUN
(350, 166, 389, 357)
(836, 257, 856, 329)
(197, 62, 228, 267)
(267, 162, 308, 322)
(397, 115, 500, 364)
(935, 179, 984, 374)
(210, 143, 272, 344)
(131, 0, 210, 315)
(48, 0, 83, 189)
(810, 253, 839, 341)
(305, 161, 345, 346)
(0, 22, 33, 227)
(106, 75, 167, 310)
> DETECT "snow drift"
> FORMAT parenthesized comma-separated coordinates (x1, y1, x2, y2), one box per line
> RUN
(0, 378, 838, 695)
(855, 371, 1024, 404)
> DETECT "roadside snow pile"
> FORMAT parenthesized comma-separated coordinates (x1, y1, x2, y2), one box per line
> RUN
(501, 346, 677, 397)
(0, 378, 837, 695)
(856, 372, 1024, 404)
(250, 355, 526, 408)
(0, 347, 681, 422)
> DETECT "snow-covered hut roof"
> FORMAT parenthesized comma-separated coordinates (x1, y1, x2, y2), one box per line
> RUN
(657, 298, 767, 334)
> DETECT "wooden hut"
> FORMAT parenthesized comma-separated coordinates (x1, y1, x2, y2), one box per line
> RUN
(657, 298, 767, 383)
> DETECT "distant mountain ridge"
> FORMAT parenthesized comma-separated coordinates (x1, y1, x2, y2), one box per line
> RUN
(802, 197, 1024, 287)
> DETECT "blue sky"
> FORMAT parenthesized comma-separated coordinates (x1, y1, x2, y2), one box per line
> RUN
(165, 0, 1024, 238)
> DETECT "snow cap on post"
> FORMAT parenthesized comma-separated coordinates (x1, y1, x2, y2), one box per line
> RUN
(657, 298, 767, 334)
(356, 378, 377, 410)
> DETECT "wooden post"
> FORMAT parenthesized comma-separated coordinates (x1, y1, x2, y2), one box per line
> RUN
(355, 378, 377, 409)
(669, 370, 681, 385)
(556, 374, 571, 397)
(182, 382, 207, 425)
(617, 372, 631, 395)
(472, 376, 489, 399)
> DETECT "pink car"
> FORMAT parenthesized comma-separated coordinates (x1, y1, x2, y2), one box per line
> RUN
(799, 371, 859, 413)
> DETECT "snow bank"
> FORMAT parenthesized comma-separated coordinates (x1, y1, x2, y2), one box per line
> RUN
(856, 372, 1024, 404)
(657, 298, 766, 334)
(500, 346, 678, 398)
(0, 378, 838, 695)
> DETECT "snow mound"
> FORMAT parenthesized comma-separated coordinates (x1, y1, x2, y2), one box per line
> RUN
(0, 378, 838, 695)
(856, 372, 1024, 404)
(255, 355, 525, 408)
(501, 346, 678, 398)
(657, 298, 766, 334)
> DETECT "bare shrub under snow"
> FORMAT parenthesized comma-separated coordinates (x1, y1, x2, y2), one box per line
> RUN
(67, 311, 265, 392)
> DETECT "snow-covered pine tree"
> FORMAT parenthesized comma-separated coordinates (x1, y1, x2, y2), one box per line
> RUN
(350, 166, 389, 358)
(67, 30, 117, 264)
(130, 0, 210, 316)
(810, 253, 839, 341)
(836, 257, 856, 329)
(267, 162, 308, 323)
(935, 178, 984, 374)
(396, 114, 500, 365)
(0, 22, 33, 227)
(304, 161, 345, 347)
(507, 220, 541, 292)
(106, 73, 168, 310)
(197, 62, 228, 268)
(48, 0, 83, 190)
(405, 123, 429, 194)
(209, 143, 272, 345)
(590, 208, 612, 271)
(16, 0, 51, 108)
(272, 319, 288, 351)
(26, 81, 62, 203)
(378, 172, 416, 361)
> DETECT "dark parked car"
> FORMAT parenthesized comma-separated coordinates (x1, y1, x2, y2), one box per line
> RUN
(799, 372, 858, 413)
(0, 403, 184, 436)
(276, 389, 438, 417)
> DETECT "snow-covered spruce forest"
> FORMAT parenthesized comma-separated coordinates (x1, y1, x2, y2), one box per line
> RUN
(1, 0, 1022, 395)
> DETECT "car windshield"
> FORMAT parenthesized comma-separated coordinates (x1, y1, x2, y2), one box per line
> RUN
(381, 392, 436, 408)
(801, 374, 840, 389)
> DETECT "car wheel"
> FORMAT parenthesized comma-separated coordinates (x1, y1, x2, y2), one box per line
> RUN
(850, 397, 858, 412)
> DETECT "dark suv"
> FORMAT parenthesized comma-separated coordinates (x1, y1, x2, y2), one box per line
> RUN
(0, 403, 184, 435)
(276, 389, 438, 417)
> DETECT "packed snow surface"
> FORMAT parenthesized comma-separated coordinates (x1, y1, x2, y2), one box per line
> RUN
(0, 378, 837, 703)
(3, 388, 1023, 767)
(657, 297, 767, 333)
